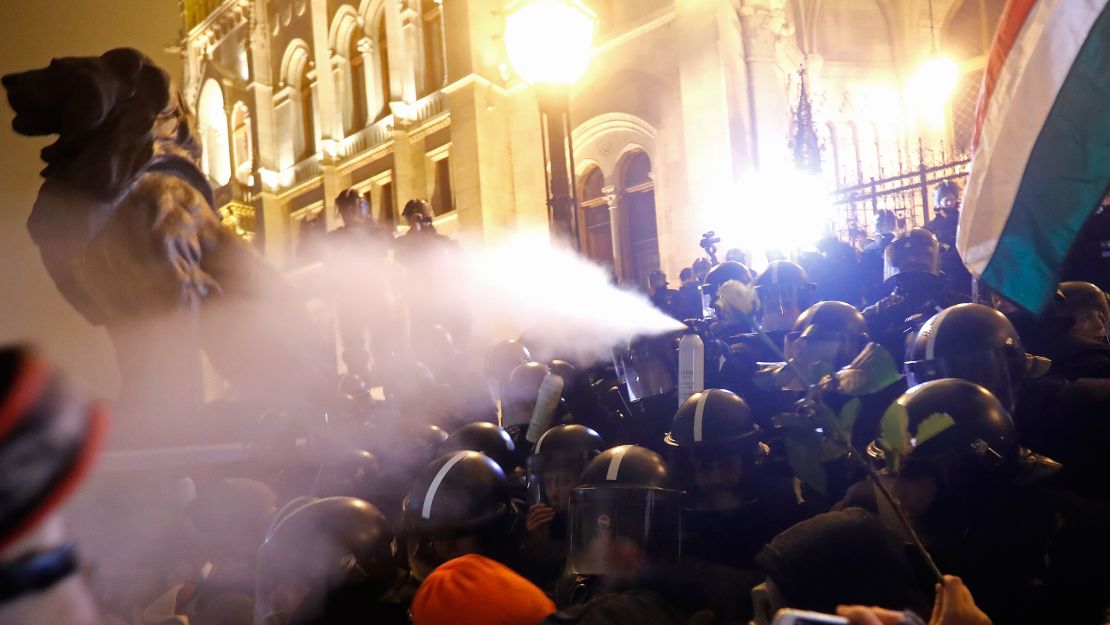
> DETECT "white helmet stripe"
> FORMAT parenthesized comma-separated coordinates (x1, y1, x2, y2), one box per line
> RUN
(771, 261, 779, 285)
(422, 451, 469, 519)
(924, 306, 954, 360)
(693, 392, 710, 442)
(605, 446, 629, 481)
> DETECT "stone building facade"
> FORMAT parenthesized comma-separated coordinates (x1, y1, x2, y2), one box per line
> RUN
(179, 0, 1003, 287)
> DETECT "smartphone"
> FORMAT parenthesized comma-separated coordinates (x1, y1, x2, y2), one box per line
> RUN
(771, 608, 850, 625)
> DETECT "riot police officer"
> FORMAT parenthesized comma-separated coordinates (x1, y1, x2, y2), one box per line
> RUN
(904, 303, 1110, 499)
(848, 379, 1110, 625)
(502, 361, 550, 445)
(441, 422, 519, 478)
(904, 303, 1032, 412)
(402, 451, 523, 581)
(484, 340, 533, 412)
(863, 228, 966, 363)
(703, 261, 755, 330)
(924, 180, 973, 296)
(755, 260, 816, 334)
(665, 389, 805, 570)
(557, 445, 683, 607)
(520, 425, 605, 589)
(256, 497, 405, 625)
(1042, 281, 1110, 380)
(327, 188, 395, 381)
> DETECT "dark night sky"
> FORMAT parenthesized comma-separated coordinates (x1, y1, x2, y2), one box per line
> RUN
(0, 0, 182, 396)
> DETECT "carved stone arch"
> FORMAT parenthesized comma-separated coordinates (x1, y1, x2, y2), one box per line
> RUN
(571, 112, 658, 182)
(571, 113, 660, 285)
(357, 0, 388, 32)
(329, 5, 361, 52)
(280, 38, 312, 87)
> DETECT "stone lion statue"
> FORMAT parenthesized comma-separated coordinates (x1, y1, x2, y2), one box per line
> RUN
(3, 48, 327, 445)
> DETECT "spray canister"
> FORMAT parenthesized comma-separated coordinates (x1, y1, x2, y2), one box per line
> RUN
(677, 330, 704, 408)
(525, 372, 565, 443)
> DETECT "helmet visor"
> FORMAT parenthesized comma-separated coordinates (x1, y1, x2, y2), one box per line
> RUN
(526, 451, 592, 510)
(884, 247, 940, 282)
(784, 331, 863, 381)
(904, 349, 1017, 411)
(612, 340, 676, 401)
(567, 486, 682, 577)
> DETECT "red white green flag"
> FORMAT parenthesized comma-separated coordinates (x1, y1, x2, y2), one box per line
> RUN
(958, 0, 1110, 312)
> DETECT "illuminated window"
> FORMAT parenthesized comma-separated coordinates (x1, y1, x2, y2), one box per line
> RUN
(430, 156, 453, 215)
(298, 62, 316, 159)
(422, 0, 446, 93)
(231, 102, 253, 184)
(375, 14, 392, 120)
(618, 151, 659, 288)
(578, 166, 614, 268)
(379, 178, 396, 229)
(197, 79, 231, 186)
(346, 29, 368, 132)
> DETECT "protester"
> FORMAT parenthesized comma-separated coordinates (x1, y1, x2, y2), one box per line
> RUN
(410, 554, 554, 625)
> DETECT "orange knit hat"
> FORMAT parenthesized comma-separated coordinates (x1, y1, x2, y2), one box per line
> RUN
(412, 554, 555, 625)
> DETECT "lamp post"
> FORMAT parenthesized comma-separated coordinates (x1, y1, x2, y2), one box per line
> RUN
(504, 0, 597, 249)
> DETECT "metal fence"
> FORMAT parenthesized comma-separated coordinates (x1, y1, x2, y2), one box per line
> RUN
(831, 142, 969, 240)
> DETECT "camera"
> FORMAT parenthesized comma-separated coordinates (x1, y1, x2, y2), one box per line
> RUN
(700, 231, 721, 254)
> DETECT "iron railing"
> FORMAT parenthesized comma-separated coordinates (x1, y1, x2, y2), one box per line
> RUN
(832, 141, 969, 240)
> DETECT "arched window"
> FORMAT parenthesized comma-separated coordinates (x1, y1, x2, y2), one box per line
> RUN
(374, 13, 392, 120)
(345, 28, 368, 132)
(618, 151, 659, 289)
(297, 60, 316, 159)
(231, 102, 253, 185)
(422, 0, 446, 93)
(578, 166, 614, 268)
(197, 79, 231, 186)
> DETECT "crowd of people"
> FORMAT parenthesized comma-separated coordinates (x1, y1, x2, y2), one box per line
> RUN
(4, 180, 1110, 625)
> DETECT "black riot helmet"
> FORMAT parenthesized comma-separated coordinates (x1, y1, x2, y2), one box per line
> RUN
(904, 304, 1029, 413)
(891, 379, 1018, 476)
(442, 422, 517, 474)
(568, 446, 682, 578)
(527, 425, 605, 510)
(756, 261, 817, 331)
(883, 228, 941, 284)
(665, 389, 764, 511)
(503, 361, 549, 427)
(785, 301, 870, 381)
(310, 449, 382, 503)
(256, 497, 397, 625)
(484, 340, 533, 400)
(703, 261, 754, 307)
(1054, 281, 1110, 335)
(402, 451, 514, 579)
(665, 389, 759, 449)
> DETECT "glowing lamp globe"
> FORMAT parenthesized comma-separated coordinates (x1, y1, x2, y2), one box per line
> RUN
(504, 0, 598, 86)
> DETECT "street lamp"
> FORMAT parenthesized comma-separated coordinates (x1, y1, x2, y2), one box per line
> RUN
(504, 0, 597, 248)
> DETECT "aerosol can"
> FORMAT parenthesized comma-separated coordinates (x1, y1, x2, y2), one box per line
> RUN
(677, 330, 704, 408)
(525, 371, 565, 443)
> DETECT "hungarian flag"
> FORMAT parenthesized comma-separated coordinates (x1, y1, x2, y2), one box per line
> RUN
(959, 0, 1110, 313)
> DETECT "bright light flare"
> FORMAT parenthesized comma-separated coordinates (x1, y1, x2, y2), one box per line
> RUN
(504, 0, 597, 86)
(907, 56, 960, 130)
(709, 171, 835, 272)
